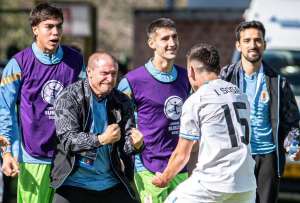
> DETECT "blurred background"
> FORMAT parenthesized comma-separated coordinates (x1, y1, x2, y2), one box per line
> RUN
(1, 0, 300, 202)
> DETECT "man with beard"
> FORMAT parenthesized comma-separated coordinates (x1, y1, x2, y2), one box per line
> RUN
(220, 20, 300, 203)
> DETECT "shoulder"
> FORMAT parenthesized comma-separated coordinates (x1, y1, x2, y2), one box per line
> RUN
(57, 80, 84, 102)
(111, 89, 131, 104)
(13, 47, 32, 62)
(262, 61, 279, 78)
(126, 66, 145, 77)
(61, 45, 83, 61)
(220, 62, 239, 79)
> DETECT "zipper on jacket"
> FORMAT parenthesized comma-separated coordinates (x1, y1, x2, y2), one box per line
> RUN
(276, 76, 281, 178)
(109, 144, 135, 200)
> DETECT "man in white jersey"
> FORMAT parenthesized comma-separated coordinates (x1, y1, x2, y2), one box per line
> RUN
(152, 43, 256, 203)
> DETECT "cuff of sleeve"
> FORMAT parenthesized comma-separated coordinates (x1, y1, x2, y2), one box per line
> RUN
(93, 134, 101, 147)
(179, 132, 200, 141)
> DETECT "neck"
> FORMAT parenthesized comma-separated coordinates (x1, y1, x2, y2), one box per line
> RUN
(36, 42, 57, 55)
(194, 72, 218, 91)
(152, 56, 174, 72)
(241, 57, 261, 75)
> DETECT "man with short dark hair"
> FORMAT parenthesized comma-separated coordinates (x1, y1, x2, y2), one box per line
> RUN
(51, 52, 143, 203)
(0, 3, 83, 203)
(220, 20, 300, 203)
(118, 17, 190, 203)
(153, 43, 256, 203)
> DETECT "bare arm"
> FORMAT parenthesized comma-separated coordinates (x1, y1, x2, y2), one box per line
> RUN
(152, 137, 194, 187)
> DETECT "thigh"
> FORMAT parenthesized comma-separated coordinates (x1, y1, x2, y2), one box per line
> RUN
(223, 190, 256, 203)
(104, 184, 139, 203)
(165, 177, 224, 203)
(134, 170, 169, 203)
(52, 186, 92, 203)
(18, 163, 54, 203)
(254, 153, 279, 203)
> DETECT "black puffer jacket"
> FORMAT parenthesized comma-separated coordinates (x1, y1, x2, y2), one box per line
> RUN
(220, 61, 300, 177)
(50, 79, 141, 200)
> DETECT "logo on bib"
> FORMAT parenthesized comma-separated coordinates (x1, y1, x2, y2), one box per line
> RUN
(164, 96, 183, 120)
(41, 80, 64, 105)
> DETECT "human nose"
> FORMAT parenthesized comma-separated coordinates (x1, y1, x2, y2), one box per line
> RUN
(52, 26, 61, 35)
(249, 40, 257, 49)
(168, 38, 176, 46)
(105, 74, 114, 82)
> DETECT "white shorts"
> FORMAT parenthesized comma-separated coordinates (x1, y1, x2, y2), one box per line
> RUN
(164, 177, 255, 203)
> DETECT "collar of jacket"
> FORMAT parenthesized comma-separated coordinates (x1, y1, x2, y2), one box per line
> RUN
(81, 79, 123, 130)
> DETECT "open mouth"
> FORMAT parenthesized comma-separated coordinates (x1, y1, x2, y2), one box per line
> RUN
(49, 39, 59, 44)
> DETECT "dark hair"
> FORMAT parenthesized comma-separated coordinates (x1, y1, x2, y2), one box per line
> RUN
(187, 43, 220, 74)
(147, 18, 176, 37)
(29, 2, 63, 27)
(235, 20, 265, 41)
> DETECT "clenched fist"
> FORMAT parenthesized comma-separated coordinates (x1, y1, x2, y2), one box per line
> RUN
(2, 152, 19, 177)
(98, 124, 121, 145)
(131, 128, 143, 150)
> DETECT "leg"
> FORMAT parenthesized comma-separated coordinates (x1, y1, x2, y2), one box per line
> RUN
(134, 170, 169, 203)
(52, 186, 90, 203)
(18, 163, 54, 203)
(223, 190, 256, 203)
(165, 178, 224, 203)
(54, 184, 139, 203)
(254, 153, 279, 203)
(104, 184, 139, 203)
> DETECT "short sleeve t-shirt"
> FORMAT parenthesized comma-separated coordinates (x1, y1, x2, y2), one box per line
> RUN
(180, 79, 256, 193)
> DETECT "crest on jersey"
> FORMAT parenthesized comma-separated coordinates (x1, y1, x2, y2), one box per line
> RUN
(41, 80, 64, 105)
(260, 90, 269, 103)
(164, 96, 183, 120)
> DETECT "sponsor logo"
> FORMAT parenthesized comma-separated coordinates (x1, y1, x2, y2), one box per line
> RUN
(260, 90, 269, 103)
(164, 96, 183, 120)
(41, 80, 64, 105)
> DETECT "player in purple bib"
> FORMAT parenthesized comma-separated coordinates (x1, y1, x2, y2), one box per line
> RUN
(118, 18, 190, 203)
(0, 3, 83, 203)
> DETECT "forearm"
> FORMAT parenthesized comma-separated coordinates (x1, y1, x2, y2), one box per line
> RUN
(161, 149, 190, 183)
(0, 59, 22, 154)
(58, 131, 100, 152)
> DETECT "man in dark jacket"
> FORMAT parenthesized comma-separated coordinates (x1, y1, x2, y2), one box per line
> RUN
(51, 52, 143, 203)
(220, 20, 300, 203)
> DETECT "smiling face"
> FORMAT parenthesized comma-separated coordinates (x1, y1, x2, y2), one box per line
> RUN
(32, 18, 63, 54)
(87, 53, 118, 97)
(236, 28, 266, 64)
(148, 27, 179, 61)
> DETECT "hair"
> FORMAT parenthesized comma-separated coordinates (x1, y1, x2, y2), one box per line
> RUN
(147, 17, 176, 38)
(186, 43, 220, 74)
(87, 51, 118, 70)
(235, 20, 265, 41)
(29, 2, 64, 27)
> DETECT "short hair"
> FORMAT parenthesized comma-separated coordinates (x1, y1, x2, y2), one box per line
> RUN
(87, 51, 118, 70)
(187, 43, 220, 74)
(147, 18, 176, 38)
(235, 20, 265, 41)
(29, 2, 64, 27)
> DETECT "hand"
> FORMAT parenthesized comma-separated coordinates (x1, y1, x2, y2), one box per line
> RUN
(0, 136, 10, 153)
(98, 124, 121, 145)
(2, 152, 19, 177)
(152, 172, 168, 188)
(293, 148, 300, 161)
(0, 136, 9, 147)
(130, 128, 143, 150)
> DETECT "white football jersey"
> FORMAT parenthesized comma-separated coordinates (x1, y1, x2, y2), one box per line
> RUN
(180, 79, 256, 193)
